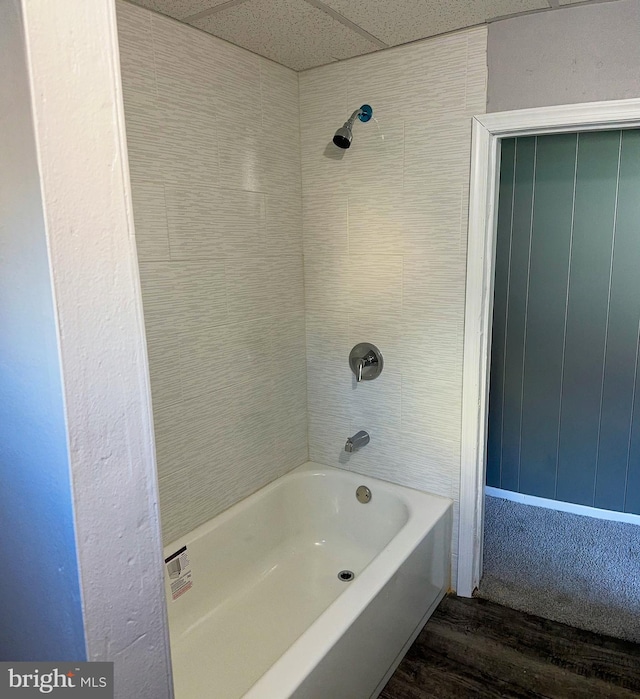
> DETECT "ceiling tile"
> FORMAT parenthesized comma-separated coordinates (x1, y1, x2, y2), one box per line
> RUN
(131, 0, 234, 20)
(191, 0, 380, 70)
(319, 0, 550, 46)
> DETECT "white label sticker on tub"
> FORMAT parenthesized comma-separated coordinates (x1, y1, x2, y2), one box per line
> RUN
(165, 545, 193, 600)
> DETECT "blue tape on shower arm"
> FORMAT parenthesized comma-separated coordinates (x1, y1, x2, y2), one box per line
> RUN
(358, 104, 373, 122)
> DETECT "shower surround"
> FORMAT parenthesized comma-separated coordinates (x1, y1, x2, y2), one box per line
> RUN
(117, 1, 488, 584)
(299, 29, 487, 582)
(117, 2, 307, 544)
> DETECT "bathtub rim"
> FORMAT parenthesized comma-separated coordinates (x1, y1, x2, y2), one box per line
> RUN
(163, 462, 452, 698)
(164, 462, 451, 557)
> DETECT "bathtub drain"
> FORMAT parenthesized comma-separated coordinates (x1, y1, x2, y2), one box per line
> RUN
(338, 570, 355, 582)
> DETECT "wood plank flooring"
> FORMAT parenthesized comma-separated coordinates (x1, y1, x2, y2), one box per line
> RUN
(380, 595, 640, 699)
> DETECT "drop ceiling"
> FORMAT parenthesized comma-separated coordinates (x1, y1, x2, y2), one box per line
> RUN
(128, 0, 596, 71)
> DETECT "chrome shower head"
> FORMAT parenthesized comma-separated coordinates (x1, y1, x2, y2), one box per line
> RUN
(333, 124, 353, 149)
(332, 104, 373, 150)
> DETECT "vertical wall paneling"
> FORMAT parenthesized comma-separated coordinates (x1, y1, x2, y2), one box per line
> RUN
(609, 130, 640, 514)
(556, 131, 620, 505)
(117, 2, 307, 544)
(488, 129, 640, 513)
(486, 138, 515, 488)
(501, 137, 536, 492)
(519, 133, 577, 499)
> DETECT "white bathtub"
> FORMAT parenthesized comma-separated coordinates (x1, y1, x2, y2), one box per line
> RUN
(163, 462, 452, 698)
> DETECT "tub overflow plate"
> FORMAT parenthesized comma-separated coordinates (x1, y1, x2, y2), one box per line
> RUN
(356, 485, 371, 504)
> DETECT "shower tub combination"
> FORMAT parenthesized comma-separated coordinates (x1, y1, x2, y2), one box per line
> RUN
(163, 463, 452, 698)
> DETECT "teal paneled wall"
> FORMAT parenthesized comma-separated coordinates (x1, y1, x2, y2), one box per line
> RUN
(487, 130, 640, 514)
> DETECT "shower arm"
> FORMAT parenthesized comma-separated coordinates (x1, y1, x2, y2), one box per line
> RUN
(343, 108, 364, 128)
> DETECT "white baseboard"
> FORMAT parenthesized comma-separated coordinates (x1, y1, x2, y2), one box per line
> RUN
(485, 487, 640, 527)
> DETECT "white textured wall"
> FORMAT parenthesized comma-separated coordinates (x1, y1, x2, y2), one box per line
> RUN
(20, 0, 172, 695)
(488, 0, 640, 112)
(299, 27, 487, 582)
(117, 2, 307, 544)
(0, 0, 85, 661)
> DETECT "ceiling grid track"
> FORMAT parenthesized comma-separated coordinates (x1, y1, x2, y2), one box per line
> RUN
(302, 0, 388, 48)
(183, 0, 253, 23)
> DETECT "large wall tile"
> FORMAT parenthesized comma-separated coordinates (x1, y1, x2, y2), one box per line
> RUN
(175, 260, 228, 331)
(119, 2, 306, 544)
(271, 256, 305, 315)
(347, 120, 404, 196)
(146, 325, 182, 409)
(153, 401, 187, 480)
(346, 47, 408, 120)
(217, 190, 266, 258)
(301, 131, 350, 195)
(308, 410, 350, 467)
(350, 370, 402, 432)
(151, 14, 219, 117)
(276, 416, 309, 474)
(225, 257, 272, 323)
(228, 375, 278, 484)
(116, 2, 157, 99)
(402, 33, 469, 116)
(158, 468, 193, 545)
(299, 62, 348, 126)
(165, 183, 225, 259)
(465, 27, 489, 115)
(260, 60, 299, 126)
(299, 65, 349, 196)
(120, 2, 486, 567)
(224, 317, 274, 388)
(217, 119, 265, 193)
(304, 255, 350, 313)
(349, 255, 403, 316)
(208, 38, 262, 125)
(130, 178, 170, 261)
(138, 261, 183, 334)
(348, 192, 402, 258)
(347, 312, 402, 369)
(266, 192, 303, 256)
(157, 103, 219, 186)
(402, 187, 464, 255)
(178, 324, 235, 400)
(300, 26, 487, 591)
(340, 426, 404, 481)
(261, 128, 303, 196)
(401, 373, 463, 444)
(123, 95, 164, 183)
(166, 185, 266, 260)
(402, 255, 466, 324)
(303, 192, 348, 256)
(306, 311, 350, 366)
(307, 361, 352, 420)
(404, 115, 472, 188)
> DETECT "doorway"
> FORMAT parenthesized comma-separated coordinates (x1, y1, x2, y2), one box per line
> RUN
(457, 98, 640, 599)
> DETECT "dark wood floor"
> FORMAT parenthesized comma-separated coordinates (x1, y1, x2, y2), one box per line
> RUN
(380, 595, 640, 699)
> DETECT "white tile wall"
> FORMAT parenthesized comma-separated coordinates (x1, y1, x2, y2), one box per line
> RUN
(118, 0, 488, 579)
(300, 26, 488, 577)
(117, 1, 307, 544)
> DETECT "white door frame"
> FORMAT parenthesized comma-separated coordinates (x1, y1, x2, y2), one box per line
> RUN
(457, 97, 640, 598)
